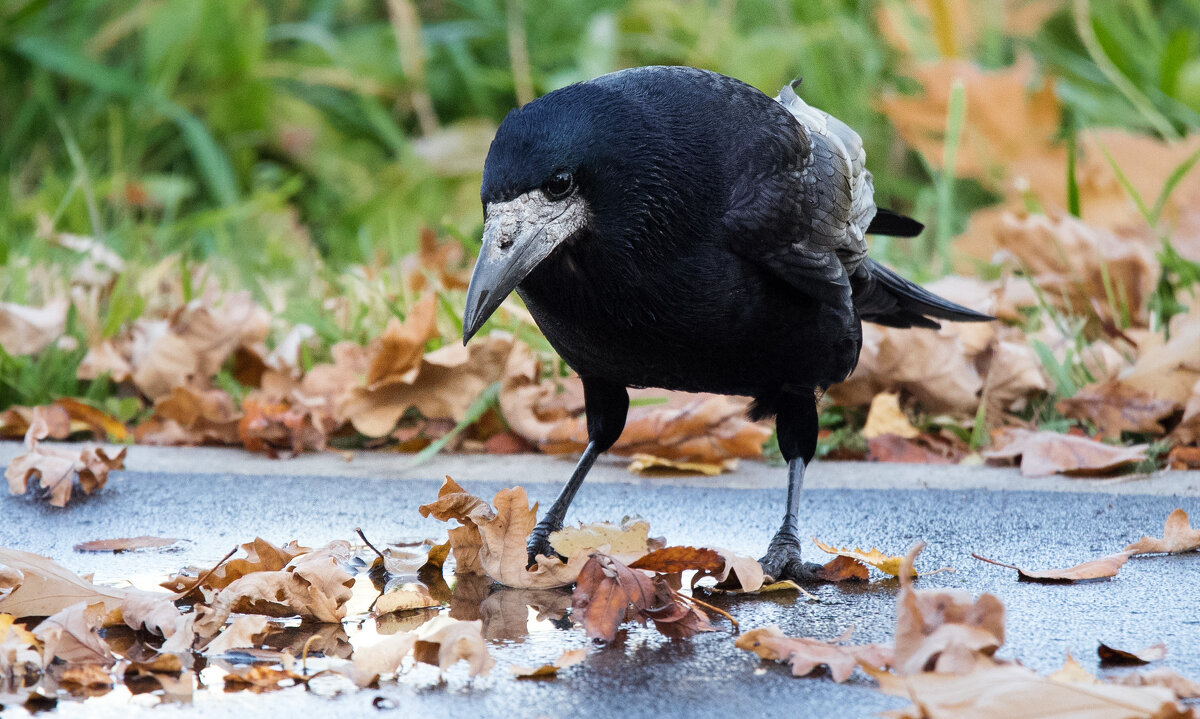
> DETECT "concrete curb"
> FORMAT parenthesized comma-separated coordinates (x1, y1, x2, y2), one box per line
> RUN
(3, 440, 1199, 496)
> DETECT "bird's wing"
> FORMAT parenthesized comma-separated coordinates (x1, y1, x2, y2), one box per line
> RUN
(723, 82, 876, 308)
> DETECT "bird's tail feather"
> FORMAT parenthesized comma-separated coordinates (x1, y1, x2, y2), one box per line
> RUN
(853, 258, 994, 329)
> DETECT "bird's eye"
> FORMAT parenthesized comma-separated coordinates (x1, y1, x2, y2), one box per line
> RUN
(542, 171, 574, 201)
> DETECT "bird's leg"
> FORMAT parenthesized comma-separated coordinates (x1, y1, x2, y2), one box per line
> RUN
(758, 389, 824, 583)
(526, 441, 601, 564)
(526, 377, 628, 568)
(759, 457, 824, 583)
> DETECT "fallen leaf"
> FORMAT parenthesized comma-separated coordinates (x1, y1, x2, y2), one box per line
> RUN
(1048, 653, 1097, 685)
(1167, 445, 1200, 470)
(895, 542, 1005, 675)
(0, 299, 69, 356)
(571, 553, 656, 642)
(59, 663, 113, 696)
(5, 412, 125, 506)
(112, 590, 195, 654)
(1117, 668, 1200, 699)
(346, 631, 417, 686)
(641, 576, 715, 639)
(1120, 310, 1200, 405)
(33, 601, 114, 666)
(0, 612, 41, 674)
(1125, 509, 1200, 555)
(626, 454, 735, 476)
(223, 665, 303, 693)
(812, 538, 914, 577)
(162, 537, 309, 594)
(863, 393, 920, 440)
(550, 520, 651, 561)
(134, 385, 241, 446)
(736, 625, 892, 682)
(815, 555, 870, 582)
(693, 547, 765, 592)
(982, 429, 1148, 477)
(872, 657, 1190, 719)
(203, 616, 270, 655)
(0, 547, 126, 617)
(74, 537, 183, 553)
(1056, 381, 1178, 439)
(412, 616, 494, 676)
(1172, 378, 1200, 446)
(1098, 641, 1167, 666)
(511, 648, 587, 679)
(237, 395, 326, 455)
(210, 541, 355, 623)
(867, 434, 958, 464)
(970, 551, 1133, 583)
(628, 546, 725, 574)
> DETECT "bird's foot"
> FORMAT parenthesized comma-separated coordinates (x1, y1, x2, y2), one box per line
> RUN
(526, 521, 565, 568)
(758, 530, 823, 584)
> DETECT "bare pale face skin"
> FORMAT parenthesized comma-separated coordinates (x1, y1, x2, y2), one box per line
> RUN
(462, 189, 589, 341)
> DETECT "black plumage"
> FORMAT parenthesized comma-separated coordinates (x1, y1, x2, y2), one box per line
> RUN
(463, 66, 992, 581)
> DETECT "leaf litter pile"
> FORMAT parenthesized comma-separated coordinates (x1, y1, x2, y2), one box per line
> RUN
(2, 479, 1199, 716)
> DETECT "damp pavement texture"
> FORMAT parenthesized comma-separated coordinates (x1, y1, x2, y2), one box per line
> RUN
(2, 443, 1200, 719)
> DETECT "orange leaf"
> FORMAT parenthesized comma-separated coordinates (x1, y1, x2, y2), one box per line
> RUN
(971, 551, 1132, 583)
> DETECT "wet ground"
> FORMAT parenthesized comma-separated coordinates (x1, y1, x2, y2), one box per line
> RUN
(2, 466, 1200, 718)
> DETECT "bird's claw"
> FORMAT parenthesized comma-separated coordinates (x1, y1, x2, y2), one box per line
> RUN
(759, 530, 824, 584)
(526, 523, 565, 569)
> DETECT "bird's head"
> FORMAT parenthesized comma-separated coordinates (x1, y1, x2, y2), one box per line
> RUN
(462, 78, 694, 343)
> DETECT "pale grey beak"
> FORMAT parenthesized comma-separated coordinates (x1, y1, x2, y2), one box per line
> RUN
(462, 193, 586, 343)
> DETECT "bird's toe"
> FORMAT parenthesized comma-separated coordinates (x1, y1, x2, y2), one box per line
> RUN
(526, 530, 563, 568)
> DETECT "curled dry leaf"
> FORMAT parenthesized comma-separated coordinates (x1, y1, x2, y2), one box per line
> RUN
(34, 601, 114, 666)
(983, 429, 1148, 478)
(134, 385, 241, 446)
(626, 454, 735, 476)
(0, 547, 126, 618)
(629, 546, 725, 574)
(420, 477, 649, 589)
(812, 538, 914, 577)
(5, 412, 125, 506)
(1056, 381, 1178, 439)
(871, 657, 1191, 719)
(210, 541, 355, 624)
(237, 395, 327, 455)
(202, 615, 270, 655)
(815, 555, 870, 582)
(550, 520, 650, 562)
(412, 616, 494, 676)
(895, 542, 1005, 676)
(0, 613, 41, 674)
(735, 625, 892, 682)
(1048, 653, 1097, 685)
(571, 553, 655, 642)
(1098, 642, 1167, 667)
(0, 565, 22, 600)
(162, 537, 309, 594)
(223, 665, 304, 693)
(970, 551, 1133, 583)
(1125, 509, 1200, 555)
(511, 648, 587, 679)
(112, 590, 195, 654)
(1120, 310, 1200, 406)
(346, 631, 417, 687)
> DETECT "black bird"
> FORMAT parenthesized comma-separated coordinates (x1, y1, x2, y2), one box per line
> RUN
(462, 66, 991, 582)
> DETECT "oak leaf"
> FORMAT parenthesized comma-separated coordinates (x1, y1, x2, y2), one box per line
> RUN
(111, 590, 195, 654)
(0, 612, 41, 675)
(161, 537, 309, 594)
(6, 412, 125, 506)
(134, 385, 240, 445)
(0, 547, 126, 618)
(346, 631, 417, 686)
(970, 551, 1133, 583)
(412, 616, 494, 676)
(736, 625, 892, 682)
(812, 538, 915, 577)
(895, 543, 1005, 676)
(550, 520, 650, 562)
(1125, 509, 1200, 555)
(983, 429, 1147, 477)
(202, 616, 270, 655)
(211, 541, 355, 623)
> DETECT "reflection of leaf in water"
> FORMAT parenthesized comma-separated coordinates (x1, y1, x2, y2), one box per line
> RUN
(374, 607, 439, 635)
(261, 622, 351, 660)
(448, 573, 492, 622)
(480, 588, 575, 641)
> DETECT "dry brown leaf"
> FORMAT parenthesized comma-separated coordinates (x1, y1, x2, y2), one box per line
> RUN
(1125, 509, 1200, 555)
(0, 566, 22, 600)
(1173, 378, 1200, 445)
(626, 454, 735, 476)
(237, 395, 327, 455)
(866, 434, 960, 465)
(971, 551, 1133, 583)
(223, 664, 303, 693)
(59, 663, 113, 695)
(53, 398, 129, 441)
(983, 429, 1148, 477)
(134, 385, 241, 445)
(202, 616, 270, 655)
(872, 657, 1191, 719)
(1117, 668, 1200, 699)
(815, 555, 870, 582)
(511, 647, 587, 679)
(877, 0, 1063, 58)
(812, 538, 915, 577)
(162, 537, 309, 594)
(345, 631, 417, 687)
(736, 625, 892, 682)
(863, 393, 920, 439)
(1048, 653, 1097, 685)
(112, 590, 195, 654)
(1099, 641, 1167, 666)
(412, 616, 494, 676)
(571, 553, 656, 642)
(628, 546, 725, 574)
(33, 601, 114, 666)
(0, 299, 69, 356)
(5, 412, 125, 507)
(403, 228, 471, 293)
(895, 542, 1005, 676)
(211, 540, 355, 623)
(1057, 381, 1178, 438)
(880, 58, 1060, 187)
(74, 536, 182, 553)
(549, 519, 650, 561)
(0, 547, 126, 618)
(0, 612, 42, 674)
(693, 547, 765, 592)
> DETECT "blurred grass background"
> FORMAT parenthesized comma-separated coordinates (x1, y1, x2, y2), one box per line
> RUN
(2, 0, 1200, 415)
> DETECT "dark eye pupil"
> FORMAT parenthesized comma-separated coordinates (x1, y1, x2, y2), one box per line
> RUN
(544, 172, 572, 198)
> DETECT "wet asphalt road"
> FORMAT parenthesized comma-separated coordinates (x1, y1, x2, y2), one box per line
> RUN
(2, 466, 1200, 718)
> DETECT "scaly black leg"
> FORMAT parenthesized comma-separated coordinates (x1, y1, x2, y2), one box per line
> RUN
(757, 389, 824, 583)
(526, 377, 628, 567)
